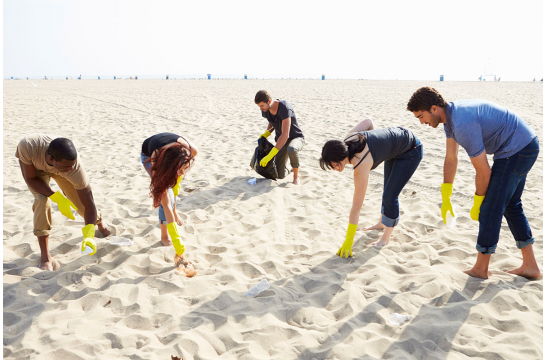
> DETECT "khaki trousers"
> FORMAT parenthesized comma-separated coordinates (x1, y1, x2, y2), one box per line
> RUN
(27, 170, 103, 236)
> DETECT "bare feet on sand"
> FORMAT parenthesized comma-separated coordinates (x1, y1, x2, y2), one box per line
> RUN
(39, 261, 54, 271)
(293, 177, 300, 185)
(364, 222, 386, 231)
(160, 238, 173, 246)
(371, 237, 390, 247)
(174, 254, 197, 277)
(507, 266, 541, 279)
(464, 268, 492, 279)
(98, 222, 111, 237)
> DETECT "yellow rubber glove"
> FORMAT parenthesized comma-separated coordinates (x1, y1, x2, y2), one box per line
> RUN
(49, 191, 78, 220)
(259, 130, 271, 139)
(337, 223, 358, 258)
(470, 194, 485, 221)
(259, 147, 279, 167)
(81, 224, 97, 255)
(172, 175, 183, 197)
(440, 183, 455, 224)
(167, 222, 185, 256)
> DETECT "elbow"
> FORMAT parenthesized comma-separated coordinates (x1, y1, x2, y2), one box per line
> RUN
(191, 146, 198, 158)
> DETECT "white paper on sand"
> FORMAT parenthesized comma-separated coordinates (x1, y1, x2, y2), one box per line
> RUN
(109, 236, 133, 246)
(388, 313, 410, 325)
(81, 245, 93, 255)
(245, 279, 270, 297)
(248, 178, 257, 185)
(445, 205, 457, 228)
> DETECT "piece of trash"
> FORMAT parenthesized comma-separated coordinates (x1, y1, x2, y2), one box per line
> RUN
(445, 205, 457, 228)
(81, 246, 93, 255)
(109, 236, 133, 246)
(388, 313, 410, 325)
(245, 279, 270, 297)
(248, 178, 257, 185)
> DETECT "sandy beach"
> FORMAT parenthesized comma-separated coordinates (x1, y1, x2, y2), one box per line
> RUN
(3, 79, 543, 359)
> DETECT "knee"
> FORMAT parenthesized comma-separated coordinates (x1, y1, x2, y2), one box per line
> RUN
(287, 146, 297, 155)
(33, 194, 50, 208)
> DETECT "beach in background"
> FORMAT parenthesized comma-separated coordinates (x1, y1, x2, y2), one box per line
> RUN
(3, 79, 543, 359)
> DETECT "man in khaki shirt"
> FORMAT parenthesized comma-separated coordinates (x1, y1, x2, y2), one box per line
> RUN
(16, 134, 110, 271)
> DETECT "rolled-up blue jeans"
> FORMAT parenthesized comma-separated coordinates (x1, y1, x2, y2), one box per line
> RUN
(141, 153, 175, 225)
(381, 138, 423, 227)
(476, 137, 539, 255)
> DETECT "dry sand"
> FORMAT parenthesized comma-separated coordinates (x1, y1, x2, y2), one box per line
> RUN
(3, 79, 543, 359)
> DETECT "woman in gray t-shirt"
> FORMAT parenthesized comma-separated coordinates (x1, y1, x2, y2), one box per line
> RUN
(319, 119, 423, 258)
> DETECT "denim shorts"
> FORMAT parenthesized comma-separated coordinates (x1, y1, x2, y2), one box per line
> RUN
(141, 153, 175, 225)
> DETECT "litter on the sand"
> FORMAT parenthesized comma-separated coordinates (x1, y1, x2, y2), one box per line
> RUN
(245, 279, 270, 297)
(109, 236, 133, 246)
(445, 205, 457, 228)
(388, 313, 410, 325)
(81, 246, 93, 255)
(248, 178, 257, 185)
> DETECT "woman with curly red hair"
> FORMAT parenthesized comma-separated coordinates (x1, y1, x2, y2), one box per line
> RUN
(141, 132, 198, 276)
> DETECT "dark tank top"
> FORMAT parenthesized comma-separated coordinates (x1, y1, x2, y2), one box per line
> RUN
(141, 132, 180, 157)
(357, 127, 415, 170)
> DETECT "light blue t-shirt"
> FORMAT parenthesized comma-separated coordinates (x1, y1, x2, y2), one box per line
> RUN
(444, 100, 536, 160)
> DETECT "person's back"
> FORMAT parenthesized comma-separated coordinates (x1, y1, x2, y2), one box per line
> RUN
(445, 100, 536, 160)
(357, 127, 415, 169)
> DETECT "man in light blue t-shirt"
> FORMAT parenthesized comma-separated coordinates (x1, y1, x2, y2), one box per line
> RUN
(407, 87, 540, 279)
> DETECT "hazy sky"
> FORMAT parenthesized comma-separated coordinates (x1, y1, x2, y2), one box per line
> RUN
(3, 0, 543, 80)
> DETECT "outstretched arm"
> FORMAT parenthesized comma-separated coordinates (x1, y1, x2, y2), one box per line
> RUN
(274, 117, 291, 150)
(444, 138, 459, 183)
(76, 185, 98, 226)
(470, 152, 491, 196)
(349, 167, 370, 224)
(337, 166, 370, 258)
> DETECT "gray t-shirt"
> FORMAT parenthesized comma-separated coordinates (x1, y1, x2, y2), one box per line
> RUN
(262, 99, 304, 142)
(444, 100, 536, 160)
(357, 127, 415, 170)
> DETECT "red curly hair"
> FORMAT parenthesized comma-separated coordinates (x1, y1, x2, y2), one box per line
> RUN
(145, 143, 194, 208)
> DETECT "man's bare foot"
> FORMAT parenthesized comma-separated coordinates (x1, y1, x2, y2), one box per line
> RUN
(293, 177, 300, 185)
(161, 238, 173, 246)
(98, 222, 111, 237)
(174, 213, 184, 226)
(39, 261, 54, 271)
(463, 268, 491, 279)
(507, 266, 541, 279)
(364, 222, 386, 231)
(371, 237, 390, 247)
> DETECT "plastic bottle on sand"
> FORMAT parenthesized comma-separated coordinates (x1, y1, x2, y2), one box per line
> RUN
(445, 205, 457, 228)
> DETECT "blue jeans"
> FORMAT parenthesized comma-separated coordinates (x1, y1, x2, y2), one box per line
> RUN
(476, 137, 539, 254)
(381, 138, 423, 226)
(141, 153, 175, 225)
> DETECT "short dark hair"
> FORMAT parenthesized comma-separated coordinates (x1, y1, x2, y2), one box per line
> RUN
(407, 87, 447, 112)
(47, 138, 77, 161)
(255, 90, 271, 104)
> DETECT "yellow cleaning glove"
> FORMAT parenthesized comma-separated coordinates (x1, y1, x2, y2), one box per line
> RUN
(172, 175, 183, 197)
(81, 224, 97, 256)
(259, 130, 271, 139)
(337, 223, 358, 258)
(440, 183, 456, 224)
(259, 147, 279, 167)
(470, 194, 485, 221)
(167, 222, 185, 256)
(49, 191, 78, 220)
